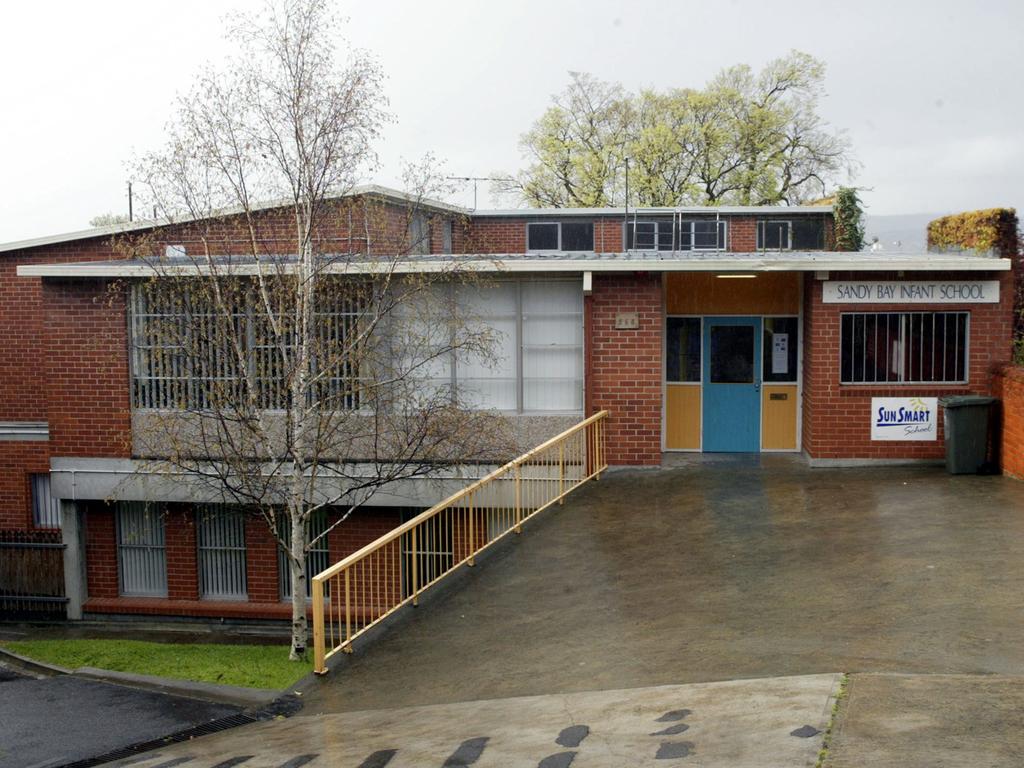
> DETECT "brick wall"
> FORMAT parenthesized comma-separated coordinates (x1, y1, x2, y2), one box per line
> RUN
(802, 269, 1014, 460)
(0, 442, 50, 529)
(42, 279, 131, 458)
(84, 505, 119, 599)
(730, 217, 757, 251)
(994, 366, 1024, 479)
(587, 273, 663, 465)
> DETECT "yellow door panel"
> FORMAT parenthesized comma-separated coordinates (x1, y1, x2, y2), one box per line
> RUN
(666, 385, 701, 450)
(761, 385, 799, 450)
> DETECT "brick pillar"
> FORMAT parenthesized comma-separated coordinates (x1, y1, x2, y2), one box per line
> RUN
(164, 506, 199, 600)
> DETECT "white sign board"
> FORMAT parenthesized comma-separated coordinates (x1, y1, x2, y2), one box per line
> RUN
(771, 333, 789, 375)
(871, 397, 938, 441)
(823, 280, 999, 304)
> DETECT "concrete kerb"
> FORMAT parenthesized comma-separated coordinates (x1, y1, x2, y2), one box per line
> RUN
(0, 644, 284, 709)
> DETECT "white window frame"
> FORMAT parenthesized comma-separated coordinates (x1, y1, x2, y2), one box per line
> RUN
(626, 219, 728, 251)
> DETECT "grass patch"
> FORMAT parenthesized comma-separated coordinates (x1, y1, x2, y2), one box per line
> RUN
(1, 639, 312, 690)
(815, 672, 850, 768)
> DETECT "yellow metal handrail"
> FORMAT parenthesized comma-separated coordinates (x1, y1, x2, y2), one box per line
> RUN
(311, 410, 609, 673)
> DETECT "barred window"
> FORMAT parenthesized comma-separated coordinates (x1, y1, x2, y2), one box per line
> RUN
(840, 312, 969, 384)
(117, 502, 167, 597)
(130, 284, 363, 411)
(196, 507, 247, 601)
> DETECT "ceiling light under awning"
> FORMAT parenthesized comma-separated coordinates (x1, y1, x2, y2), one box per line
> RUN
(716, 273, 757, 278)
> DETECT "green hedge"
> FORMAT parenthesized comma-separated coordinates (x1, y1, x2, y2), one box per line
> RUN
(927, 208, 1018, 256)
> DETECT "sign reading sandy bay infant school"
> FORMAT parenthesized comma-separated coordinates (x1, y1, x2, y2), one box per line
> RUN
(822, 280, 999, 304)
(871, 397, 938, 441)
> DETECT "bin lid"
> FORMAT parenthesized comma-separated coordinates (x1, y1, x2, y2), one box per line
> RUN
(940, 395, 996, 407)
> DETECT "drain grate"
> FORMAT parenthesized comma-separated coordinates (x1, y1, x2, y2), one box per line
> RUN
(58, 696, 302, 768)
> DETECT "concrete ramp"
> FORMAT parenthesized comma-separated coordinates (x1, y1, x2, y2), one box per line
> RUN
(108, 673, 840, 767)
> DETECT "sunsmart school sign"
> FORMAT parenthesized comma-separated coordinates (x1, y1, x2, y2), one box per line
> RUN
(871, 397, 938, 441)
(823, 280, 1000, 304)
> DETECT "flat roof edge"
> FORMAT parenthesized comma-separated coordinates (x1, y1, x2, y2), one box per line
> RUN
(17, 256, 1011, 278)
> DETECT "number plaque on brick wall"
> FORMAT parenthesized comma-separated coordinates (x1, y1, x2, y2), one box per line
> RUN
(614, 312, 639, 330)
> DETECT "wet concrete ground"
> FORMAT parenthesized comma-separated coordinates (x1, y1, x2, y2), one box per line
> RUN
(107, 674, 841, 767)
(303, 458, 1024, 712)
(826, 673, 1024, 767)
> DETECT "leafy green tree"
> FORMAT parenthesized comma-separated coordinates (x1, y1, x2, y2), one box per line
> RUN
(497, 51, 855, 207)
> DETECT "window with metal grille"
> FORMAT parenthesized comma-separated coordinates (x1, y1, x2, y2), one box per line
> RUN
(278, 510, 331, 600)
(400, 509, 453, 598)
(31, 474, 61, 529)
(840, 312, 969, 384)
(626, 220, 727, 251)
(196, 507, 247, 601)
(117, 502, 167, 597)
(130, 284, 363, 411)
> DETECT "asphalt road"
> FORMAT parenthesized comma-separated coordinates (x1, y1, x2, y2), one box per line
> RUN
(0, 661, 239, 768)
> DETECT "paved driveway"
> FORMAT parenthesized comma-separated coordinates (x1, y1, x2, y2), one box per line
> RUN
(302, 458, 1024, 713)
(0, 661, 239, 768)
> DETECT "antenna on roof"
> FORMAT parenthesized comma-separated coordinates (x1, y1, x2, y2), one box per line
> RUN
(445, 176, 501, 211)
(128, 181, 133, 222)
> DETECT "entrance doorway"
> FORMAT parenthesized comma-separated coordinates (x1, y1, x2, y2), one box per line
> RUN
(702, 317, 761, 452)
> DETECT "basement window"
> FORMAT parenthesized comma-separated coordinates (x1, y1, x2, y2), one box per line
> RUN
(116, 502, 167, 597)
(196, 506, 247, 601)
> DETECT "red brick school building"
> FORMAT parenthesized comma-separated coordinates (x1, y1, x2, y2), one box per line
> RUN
(0, 187, 1015, 621)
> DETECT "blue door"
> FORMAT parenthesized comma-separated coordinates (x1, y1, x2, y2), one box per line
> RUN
(702, 317, 761, 452)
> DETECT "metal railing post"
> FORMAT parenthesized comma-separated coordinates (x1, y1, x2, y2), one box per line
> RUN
(468, 497, 476, 567)
(514, 464, 522, 534)
(312, 577, 326, 673)
(343, 569, 352, 653)
(411, 527, 419, 605)
(559, 443, 565, 503)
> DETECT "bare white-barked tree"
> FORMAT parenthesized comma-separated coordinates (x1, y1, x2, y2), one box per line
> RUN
(124, 0, 507, 660)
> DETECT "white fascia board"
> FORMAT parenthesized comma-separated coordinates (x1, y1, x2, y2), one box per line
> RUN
(475, 205, 834, 217)
(18, 254, 1011, 278)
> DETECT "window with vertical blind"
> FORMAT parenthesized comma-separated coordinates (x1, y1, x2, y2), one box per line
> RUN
(423, 278, 584, 412)
(31, 474, 61, 529)
(116, 502, 167, 597)
(196, 507, 247, 601)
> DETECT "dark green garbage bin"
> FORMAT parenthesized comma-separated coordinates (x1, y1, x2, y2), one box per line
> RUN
(940, 395, 996, 474)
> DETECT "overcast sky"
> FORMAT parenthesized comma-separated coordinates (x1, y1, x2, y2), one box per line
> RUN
(1, 0, 1020, 243)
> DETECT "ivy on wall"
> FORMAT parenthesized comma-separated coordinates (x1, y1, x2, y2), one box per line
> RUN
(832, 187, 865, 252)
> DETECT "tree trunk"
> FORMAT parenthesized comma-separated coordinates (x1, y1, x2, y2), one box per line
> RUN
(289, 515, 308, 661)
